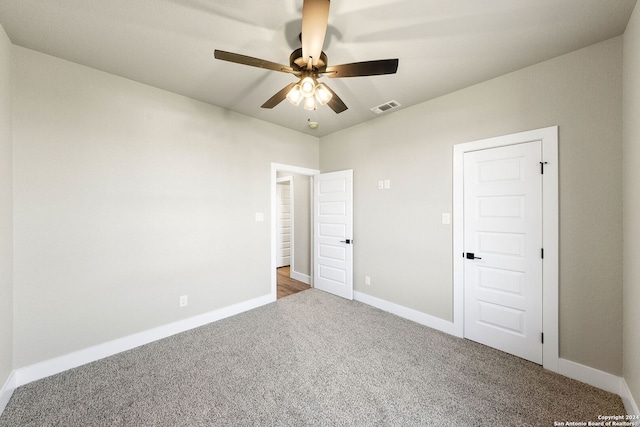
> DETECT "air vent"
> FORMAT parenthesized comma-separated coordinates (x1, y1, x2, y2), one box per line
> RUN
(370, 100, 401, 115)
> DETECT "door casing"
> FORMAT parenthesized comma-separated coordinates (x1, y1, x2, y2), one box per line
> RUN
(452, 126, 559, 373)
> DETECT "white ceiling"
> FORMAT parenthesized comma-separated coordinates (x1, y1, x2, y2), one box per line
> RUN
(0, 0, 636, 137)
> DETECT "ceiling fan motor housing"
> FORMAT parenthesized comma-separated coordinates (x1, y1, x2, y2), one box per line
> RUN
(290, 48, 327, 73)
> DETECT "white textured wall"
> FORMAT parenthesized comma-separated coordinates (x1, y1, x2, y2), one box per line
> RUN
(12, 47, 319, 368)
(0, 23, 13, 386)
(321, 37, 623, 375)
(623, 1, 640, 410)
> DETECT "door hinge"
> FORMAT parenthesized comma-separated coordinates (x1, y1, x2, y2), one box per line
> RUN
(541, 248, 544, 259)
(540, 161, 549, 174)
(541, 332, 544, 344)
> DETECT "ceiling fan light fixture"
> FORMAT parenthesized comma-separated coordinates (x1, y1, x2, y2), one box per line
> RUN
(303, 95, 317, 111)
(300, 76, 316, 97)
(214, 0, 398, 115)
(315, 83, 332, 105)
(286, 84, 303, 106)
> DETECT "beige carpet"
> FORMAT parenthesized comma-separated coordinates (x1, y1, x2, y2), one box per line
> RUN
(0, 289, 626, 426)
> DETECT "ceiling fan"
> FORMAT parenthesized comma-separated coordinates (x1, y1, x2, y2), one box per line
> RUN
(214, 0, 399, 114)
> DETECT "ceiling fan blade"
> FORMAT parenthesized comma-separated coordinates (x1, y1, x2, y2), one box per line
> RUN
(325, 59, 399, 78)
(301, 0, 330, 67)
(261, 82, 297, 109)
(322, 83, 348, 114)
(214, 50, 294, 74)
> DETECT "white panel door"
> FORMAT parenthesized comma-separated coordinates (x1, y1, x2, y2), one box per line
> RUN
(463, 141, 543, 364)
(314, 170, 353, 300)
(276, 182, 291, 268)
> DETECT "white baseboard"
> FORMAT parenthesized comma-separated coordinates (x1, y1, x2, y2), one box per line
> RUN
(558, 358, 622, 395)
(290, 270, 310, 285)
(0, 371, 16, 415)
(621, 378, 640, 415)
(4, 291, 638, 417)
(13, 294, 274, 388)
(558, 358, 640, 414)
(354, 291, 454, 335)
(354, 291, 638, 413)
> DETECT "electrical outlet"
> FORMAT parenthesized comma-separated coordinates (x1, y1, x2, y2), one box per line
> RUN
(365, 276, 371, 285)
(378, 180, 384, 190)
(179, 295, 188, 307)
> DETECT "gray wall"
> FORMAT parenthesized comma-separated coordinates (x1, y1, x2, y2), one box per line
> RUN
(623, 1, 640, 410)
(11, 47, 319, 368)
(292, 174, 310, 277)
(320, 37, 624, 376)
(0, 23, 13, 387)
(275, 172, 311, 278)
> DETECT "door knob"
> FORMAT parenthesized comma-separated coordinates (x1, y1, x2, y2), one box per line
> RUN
(466, 252, 482, 260)
(340, 239, 353, 244)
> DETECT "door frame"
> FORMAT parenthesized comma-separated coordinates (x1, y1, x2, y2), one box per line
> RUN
(452, 126, 559, 373)
(271, 163, 319, 301)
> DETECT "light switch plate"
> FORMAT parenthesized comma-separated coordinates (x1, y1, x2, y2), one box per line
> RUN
(442, 213, 451, 225)
(384, 179, 391, 189)
(378, 180, 384, 190)
(255, 213, 264, 222)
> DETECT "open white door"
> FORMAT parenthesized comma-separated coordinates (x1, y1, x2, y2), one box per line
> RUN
(313, 170, 353, 300)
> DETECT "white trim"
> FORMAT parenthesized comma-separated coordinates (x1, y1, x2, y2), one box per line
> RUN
(290, 270, 311, 285)
(0, 371, 17, 415)
(271, 163, 319, 300)
(621, 378, 640, 415)
(3, 291, 635, 417)
(353, 290, 636, 412)
(558, 358, 623, 396)
(541, 128, 560, 373)
(554, 359, 639, 415)
(12, 294, 273, 388)
(354, 291, 454, 335)
(452, 126, 559, 373)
